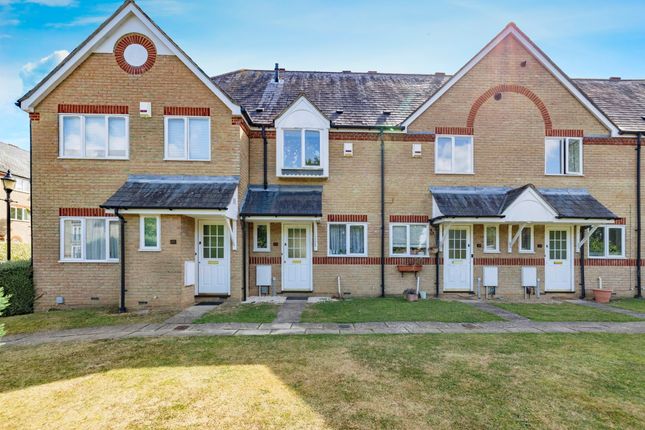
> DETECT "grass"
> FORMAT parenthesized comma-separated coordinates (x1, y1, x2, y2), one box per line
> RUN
(0, 334, 643, 429)
(611, 298, 645, 313)
(494, 302, 642, 322)
(1, 308, 175, 335)
(193, 303, 280, 323)
(300, 297, 502, 323)
(0, 241, 30, 261)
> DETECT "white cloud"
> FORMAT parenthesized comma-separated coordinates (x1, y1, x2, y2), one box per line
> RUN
(25, 0, 77, 6)
(47, 15, 105, 28)
(19, 49, 69, 90)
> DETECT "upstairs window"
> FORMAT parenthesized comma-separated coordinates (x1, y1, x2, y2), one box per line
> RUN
(10, 207, 30, 221)
(391, 223, 428, 257)
(60, 115, 128, 159)
(545, 137, 582, 175)
(60, 217, 119, 262)
(328, 223, 367, 256)
(588, 225, 624, 258)
(14, 177, 29, 193)
(283, 129, 321, 169)
(164, 117, 210, 161)
(435, 135, 473, 174)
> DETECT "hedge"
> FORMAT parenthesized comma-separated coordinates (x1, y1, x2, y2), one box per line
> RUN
(0, 260, 33, 316)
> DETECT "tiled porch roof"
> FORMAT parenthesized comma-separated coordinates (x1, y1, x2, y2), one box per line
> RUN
(240, 185, 322, 217)
(101, 175, 239, 210)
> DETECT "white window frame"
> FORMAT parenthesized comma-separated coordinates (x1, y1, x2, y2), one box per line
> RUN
(519, 225, 534, 254)
(253, 223, 271, 252)
(10, 207, 30, 222)
(139, 215, 161, 251)
(389, 223, 429, 257)
(281, 128, 324, 170)
(58, 114, 129, 159)
(483, 224, 499, 253)
(14, 177, 30, 193)
(59, 217, 119, 262)
(587, 225, 625, 259)
(544, 137, 583, 176)
(163, 116, 212, 161)
(434, 134, 474, 174)
(327, 222, 368, 257)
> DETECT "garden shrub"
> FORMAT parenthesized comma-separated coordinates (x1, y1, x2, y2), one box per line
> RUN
(0, 260, 33, 316)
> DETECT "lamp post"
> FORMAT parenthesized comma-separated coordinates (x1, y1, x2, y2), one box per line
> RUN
(2, 170, 16, 261)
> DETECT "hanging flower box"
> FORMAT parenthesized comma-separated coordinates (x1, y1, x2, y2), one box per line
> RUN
(397, 265, 423, 273)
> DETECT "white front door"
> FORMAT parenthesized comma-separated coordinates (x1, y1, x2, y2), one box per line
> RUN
(545, 226, 573, 292)
(443, 226, 472, 291)
(197, 221, 230, 295)
(282, 224, 313, 291)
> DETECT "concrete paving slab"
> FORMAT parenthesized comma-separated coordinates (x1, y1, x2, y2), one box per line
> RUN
(235, 329, 272, 336)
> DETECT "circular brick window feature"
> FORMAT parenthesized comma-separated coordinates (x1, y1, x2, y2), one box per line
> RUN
(114, 33, 156, 75)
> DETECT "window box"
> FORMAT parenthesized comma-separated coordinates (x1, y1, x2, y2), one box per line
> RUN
(397, 264, 423, 273)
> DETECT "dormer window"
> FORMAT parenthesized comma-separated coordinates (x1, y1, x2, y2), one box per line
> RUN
(275, 96, 329, 178)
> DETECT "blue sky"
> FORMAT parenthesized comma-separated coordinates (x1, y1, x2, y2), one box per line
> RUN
(0, 0, 644, 150)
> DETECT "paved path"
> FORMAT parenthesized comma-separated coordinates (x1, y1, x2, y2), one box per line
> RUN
(460, 301, 529, 322)
(3, 320, 645, 348)
(273, 300, 307, 323)
(569, 299, 645, 319)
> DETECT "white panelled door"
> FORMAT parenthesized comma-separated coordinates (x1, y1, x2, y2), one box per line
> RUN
(282, 224, 313, 291)
(545, 226, 573, 292)
(443, 226, 473, 291)
(197, 221, 230, 295)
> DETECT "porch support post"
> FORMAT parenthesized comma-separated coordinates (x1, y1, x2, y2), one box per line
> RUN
(576, 225, 599, 250)
(226, 218, 237, 251)
(508, 223, 528, 252)
(312, 221, 318, 252)
(241, 216, 247, 302)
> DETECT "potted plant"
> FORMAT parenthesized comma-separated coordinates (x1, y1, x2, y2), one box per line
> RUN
(403, 288, 419, 302)
(592, 286, 612, 303)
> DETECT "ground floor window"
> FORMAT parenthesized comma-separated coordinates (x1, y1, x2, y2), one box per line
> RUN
(519, 225, 534, 253)
(328, 223, 367, 256)
(588, 225, 624, 258)
(140, 215, 160, 251)
(60, 217, 119, 262)
(253, 223, 270, 252)
(484, 225, 499, 253)
(391, 223, 428, 256)
(10, 207, 30, 221)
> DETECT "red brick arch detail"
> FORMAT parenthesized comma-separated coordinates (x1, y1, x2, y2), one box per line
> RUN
(114, 33, 157, 75)
(466, 84, 553, 132)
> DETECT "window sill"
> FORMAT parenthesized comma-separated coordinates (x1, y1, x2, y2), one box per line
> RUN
(163, 158, 212, 162)
(390, 254, 429, 258)
(139, 248, 161, 252)
(519, 250, 535, 254)
(544, 173, 584, 177)
(327, 254, 368, 258)
(253, 249, 271, 253)
(483, 250, 500, 254)
(434, 171, 475, 175)
(58, 260, 119, 264)
(58, 156, 129, 161)
(588, 256, 626, 260)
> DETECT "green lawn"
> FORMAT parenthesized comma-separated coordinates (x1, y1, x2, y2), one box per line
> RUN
(1, 308, 175, 335)
(194, 303, 280, 323)
(0, 334, 643, 429)
(300, 298, 502, 323)
(611, 298, 645, 313)
(494, 302, 642, 322)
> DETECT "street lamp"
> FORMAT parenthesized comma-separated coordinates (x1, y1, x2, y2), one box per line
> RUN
(2, 170, 16, 261)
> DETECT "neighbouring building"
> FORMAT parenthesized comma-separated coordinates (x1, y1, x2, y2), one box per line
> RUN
(0, 142, 31, 245)
(17, 0, 643, 311)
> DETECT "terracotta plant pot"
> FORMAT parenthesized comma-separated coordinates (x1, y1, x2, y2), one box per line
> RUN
(406, 293, 419, 302)
(592, 289, 612, 303)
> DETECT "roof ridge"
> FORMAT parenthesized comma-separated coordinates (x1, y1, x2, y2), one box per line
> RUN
(211, 69, 451, 79)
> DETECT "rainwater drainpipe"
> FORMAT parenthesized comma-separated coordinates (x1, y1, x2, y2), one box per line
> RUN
(379, 128, 385, 297)
(115, 208, 126, 313)
(262, 126, 268, 190)
(433, 223, 440, 298)
(636, 132, 642, 298)
(242, 216, 247, 302)
(579, 225, 587, 299)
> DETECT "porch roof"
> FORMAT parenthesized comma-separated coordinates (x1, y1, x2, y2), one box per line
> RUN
(101, 175, 239, 210)
(240, 185, 323, 217)
(430, 184, 617, 223)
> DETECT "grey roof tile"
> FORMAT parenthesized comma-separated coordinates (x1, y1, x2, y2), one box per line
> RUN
(102, 175, 239, 209)
(241, 185, 322, 217)
(0, 142, 29, 178)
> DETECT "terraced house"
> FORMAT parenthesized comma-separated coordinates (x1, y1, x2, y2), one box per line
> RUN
(18, 0, 643, 311)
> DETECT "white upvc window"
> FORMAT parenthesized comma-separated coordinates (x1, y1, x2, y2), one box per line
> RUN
(139, 215, 161, 251)
(59, 114, 129, 159)
(10, 207, 30, 221)
(519, 225, 534, 253)
(59, 217, 119, 262)
(588, 225, 625, 258)
(164, 116, 211, 161)
(435, 135, 473, 174)
(390, 223, 429, 257)
(14, 177, 30, 193)
(545, 137, 583, 175)
(328, 223, 368, 257)
(282, 128, 322, 169)
(483, 225, 499, 253)
(253, 223, 270, 252)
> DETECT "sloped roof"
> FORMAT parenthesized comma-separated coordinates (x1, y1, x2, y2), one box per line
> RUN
(0, 142, 29, 178)
(212, 70, 450, 127)
(240, 185, 322, 217)
(430, 185, 616, 220)
(102, 175, 238, 209)
(573, 79, 645, 133)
